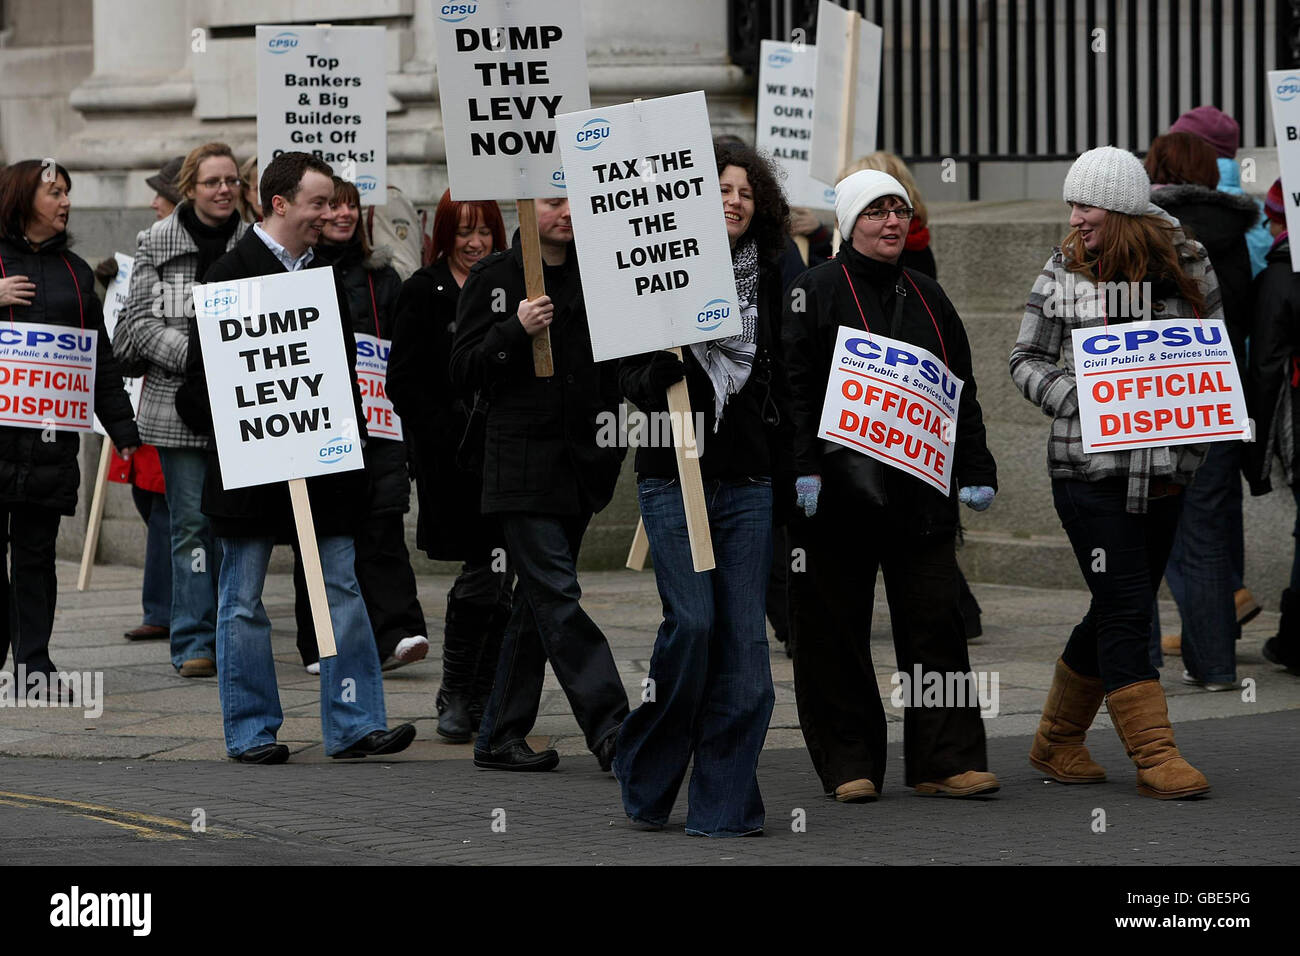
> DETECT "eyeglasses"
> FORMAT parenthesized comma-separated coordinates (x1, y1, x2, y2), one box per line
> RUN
(197, 178, 244, 191)
(861, 205, 915, 221)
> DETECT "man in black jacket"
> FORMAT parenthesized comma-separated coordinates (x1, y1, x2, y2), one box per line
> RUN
(450, 197, 628, 772)
(181, 152, 414, 764)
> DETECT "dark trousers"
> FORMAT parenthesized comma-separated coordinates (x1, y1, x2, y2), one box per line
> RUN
(475, 512, 629, 754)
(294, 514, 428, 665)
(766, 524, 796, 647)
(130, 486, 172, 628)
(1052, 478, 1182, 692)
(0, 505, 62, 673)
(789, 500, 987, 793)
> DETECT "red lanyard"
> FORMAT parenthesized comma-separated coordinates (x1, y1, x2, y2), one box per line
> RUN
(0, 251, 84, 328)
(841, 262, 948, 367)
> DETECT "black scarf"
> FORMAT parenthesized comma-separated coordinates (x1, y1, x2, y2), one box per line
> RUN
(317, 234, 365, 271)
(178, 202, 240, 282)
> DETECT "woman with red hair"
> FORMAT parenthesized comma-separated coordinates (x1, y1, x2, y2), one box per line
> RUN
(388, 189, 510, 742)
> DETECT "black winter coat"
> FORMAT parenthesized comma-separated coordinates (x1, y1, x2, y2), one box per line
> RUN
(1151, 183, 1257, 377)
(389, 258, 499, 560)
(318, 239, 409, 517)
(180, 229, 370, 539)
(1244, 237, 1299, 495)
(449, 237, 624, 516)
(782, 242, 997, 535)
(0, 234, 140, 514)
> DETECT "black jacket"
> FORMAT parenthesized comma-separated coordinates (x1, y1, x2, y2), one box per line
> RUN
(180, 229, 369, 539)
(1244, 237, 1298, 495)
(619, 260, 793, 505)
(389, 258, 500, 559)
(449, 236, 624, 516)
(318, 239, 409, 516)
(1151, 183, 1257, 377)
(0, 234, 140, 514)
(782, 242, 997, 535)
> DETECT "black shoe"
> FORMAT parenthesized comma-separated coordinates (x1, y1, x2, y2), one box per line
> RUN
(232, 743, 289, 764)
(594, 729, 618, 773)
(331, 724, 417, 759)
(436, 689, 474, 743)
(473, 741, 559, 772)
(1262, 637, 1300, 672)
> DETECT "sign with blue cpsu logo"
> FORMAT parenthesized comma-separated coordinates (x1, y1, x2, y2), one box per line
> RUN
(353, 332, 403, 441)
(256, 25, 388, 205)
(0, 320, 99, 434)
(574, 118, 611, 150)
(192, 268, 363, 489)
(437, 3, 479, 22)
(696, 299, 730, 331)
(755, 40, 833, 211)
(1268, 69, 1300, 272)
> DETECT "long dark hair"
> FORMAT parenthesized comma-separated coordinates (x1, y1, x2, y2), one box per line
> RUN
(713, 139, 789, 263)
(0, 159, 71, 242)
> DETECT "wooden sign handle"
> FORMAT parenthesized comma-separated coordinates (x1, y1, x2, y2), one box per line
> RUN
(836, 9, 861, 180)
(666, 347, 715, 572)
(516, 199, 554, 377)
(289, 477, 338, 658)
(76, 438, 114, 592)
(626, 517, 650, 571)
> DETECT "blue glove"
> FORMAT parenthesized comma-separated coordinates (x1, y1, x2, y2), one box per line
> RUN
(959, 485, 995, 512)
(795, 475, 822, 518)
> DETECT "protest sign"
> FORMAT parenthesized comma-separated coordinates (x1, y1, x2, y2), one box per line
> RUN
(555, 91, 741, 362)
(1268, 69, 1300, 272)
(1071, 318, 1248, 452)
(757, 40, 836, 210)
(808, 0, 883, 188)
(256, 25, 388, 201)
(192, 269, 363, 490)
(819, 326, 963, 495)
(0, 322, 97, 433)
(433, 0, 590, 200)
(354, 332, 402, 441)
(94, 252, 141, 437)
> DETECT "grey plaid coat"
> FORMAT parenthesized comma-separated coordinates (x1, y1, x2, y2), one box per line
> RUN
(115, 209, 247, 448)
(1009, 212, 1221, 513)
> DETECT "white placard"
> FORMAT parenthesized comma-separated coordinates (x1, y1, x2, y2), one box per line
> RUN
(1071, 319, 1248, 453)
(0, 322, 97, 433)
(1267, 69, 1300, 272)
(808, 0, 883, 188)
(256, 25, 388, 203)
(192, 269, 363, 489)
(556, 91, 740, 362)
(433, 0, 590, 200)
(95, 252, 142, 437)
(818, 325, 962, 495)
(756, 40, 836, 210)
(354, 332, 402, 441)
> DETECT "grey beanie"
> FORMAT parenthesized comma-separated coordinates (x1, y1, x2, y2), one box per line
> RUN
(1063, 146, 1158, 215)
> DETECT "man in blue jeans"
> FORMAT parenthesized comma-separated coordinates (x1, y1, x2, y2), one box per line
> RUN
(178, 152, 414, 764)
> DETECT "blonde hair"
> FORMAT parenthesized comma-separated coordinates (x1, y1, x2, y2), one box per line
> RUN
(237, 156, 259, 221)
(177, 142, 238, 201)
(839, 151, 928, 230)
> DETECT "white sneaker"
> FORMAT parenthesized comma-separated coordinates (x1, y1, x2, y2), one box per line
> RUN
(383, 635, 429, 672)
(306, 661, 320, 675)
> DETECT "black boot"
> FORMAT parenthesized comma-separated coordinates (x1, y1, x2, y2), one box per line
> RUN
(1263, 589, 1300, 672)
(437, 596, 484, 743)
(467, 602, 510, 732)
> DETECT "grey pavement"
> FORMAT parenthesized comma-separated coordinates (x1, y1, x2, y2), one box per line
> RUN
(2, 557, 1299, 864)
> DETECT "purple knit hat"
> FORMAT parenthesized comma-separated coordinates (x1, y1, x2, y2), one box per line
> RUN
(1169, 105, 1240, 159)
(1266, 178, 1286, 225)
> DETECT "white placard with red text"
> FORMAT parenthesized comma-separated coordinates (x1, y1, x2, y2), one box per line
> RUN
(353, 332, 402, 441)
(818, 325, 962, 495)
(0, 322, 97, 433)
(1071, 318, 1248, 452)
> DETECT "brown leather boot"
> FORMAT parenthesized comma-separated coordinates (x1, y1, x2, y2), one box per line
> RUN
(1029, 658, 1107, 783)
(1105, 680, 1210, 799)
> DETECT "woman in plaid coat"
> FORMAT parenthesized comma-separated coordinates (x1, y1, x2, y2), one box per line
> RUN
(1010, 146, 1220, 799)
(116, 142, 247, 678)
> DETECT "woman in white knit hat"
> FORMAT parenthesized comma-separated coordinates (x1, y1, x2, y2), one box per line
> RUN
(1010, 145, 1218, 799)
(782, 169, 999, 802)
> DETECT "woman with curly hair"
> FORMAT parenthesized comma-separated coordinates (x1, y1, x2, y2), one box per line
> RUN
(612, 139, 792, 836)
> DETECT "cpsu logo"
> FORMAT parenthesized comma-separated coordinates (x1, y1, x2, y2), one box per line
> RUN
(575, 118, 611, 151)
(318, 437, 353, 464)
(202, 290, 239, 316)
(551, 169, 566, 189)
(767, 50, 793, 68)
(438, 3, 477, 23)
(267, 31, 299, 54)
(355, 175, 378, 195)
(1276, 75, 1300, 101)
(697, 298, 730, 331)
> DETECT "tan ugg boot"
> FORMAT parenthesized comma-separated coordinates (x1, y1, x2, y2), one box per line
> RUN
(1106, 680, 1210, 799)
(1029, 658, 1107, 783)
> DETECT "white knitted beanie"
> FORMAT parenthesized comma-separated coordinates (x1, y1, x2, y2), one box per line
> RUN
(835, 169, 911, 239)
(1062, 146, 1154, 215)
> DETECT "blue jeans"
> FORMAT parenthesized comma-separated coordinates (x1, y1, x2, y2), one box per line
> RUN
(158, 448, 220, 668)
(1165, 442, 1240, 684)
(130, 486, 171, 627)
(615, 477, 775, 837)
(216, 535, 387, 757)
